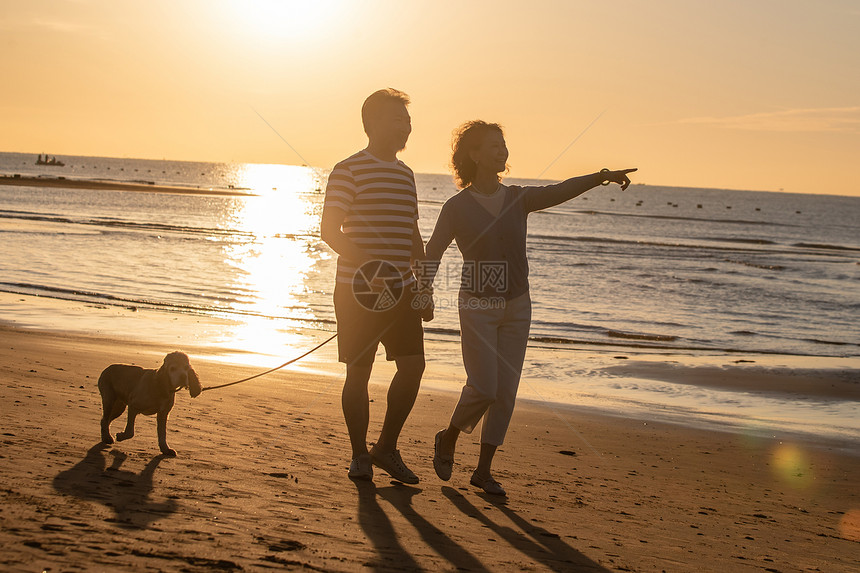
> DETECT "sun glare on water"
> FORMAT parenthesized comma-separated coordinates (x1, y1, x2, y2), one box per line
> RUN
(218, 163, 327, 363)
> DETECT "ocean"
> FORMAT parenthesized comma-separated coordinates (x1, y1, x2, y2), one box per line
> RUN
(1, 151, 858, 440)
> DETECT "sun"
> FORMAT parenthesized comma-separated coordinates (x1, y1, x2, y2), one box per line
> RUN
(226, 0, 336, 43)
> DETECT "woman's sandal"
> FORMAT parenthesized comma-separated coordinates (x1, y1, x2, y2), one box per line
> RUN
(433, 429, 454, 481)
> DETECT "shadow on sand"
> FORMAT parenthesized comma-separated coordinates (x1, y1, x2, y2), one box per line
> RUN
(441, 486, 608, 572)
(354, 479, 489, 572)
(52, 442, 177, 530)
(353, 480, 609, 572)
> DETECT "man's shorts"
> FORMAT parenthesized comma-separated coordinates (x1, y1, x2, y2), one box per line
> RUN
(333, 282, 424, 366)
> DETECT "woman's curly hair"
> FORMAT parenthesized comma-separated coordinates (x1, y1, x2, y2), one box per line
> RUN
(451, 120, 506, 188)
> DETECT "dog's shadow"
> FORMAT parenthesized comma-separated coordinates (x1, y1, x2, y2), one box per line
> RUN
(53, 442, 177, 530)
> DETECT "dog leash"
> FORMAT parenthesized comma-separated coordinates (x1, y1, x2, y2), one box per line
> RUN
(202, 333, 337, 393)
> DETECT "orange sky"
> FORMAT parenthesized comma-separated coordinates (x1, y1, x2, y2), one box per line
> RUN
(2, 0, 859, 196)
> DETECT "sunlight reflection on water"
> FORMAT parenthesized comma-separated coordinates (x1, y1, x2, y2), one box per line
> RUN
(215, 164, 328, 360)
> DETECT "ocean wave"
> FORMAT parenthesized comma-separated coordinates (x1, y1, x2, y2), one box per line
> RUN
(729, 328, 859, 350)
(529, 234, 860, 260)
(606, 330, 679, 342)
(723, 259, 787, 271)
(536, 208, 799, 228)
(0, 208, 323, 242)
(4, 208, 851, 258)
(0, 281, 337, 328)
(3, 280, 854, 357)
(701, 237, 777, 245)
(793, 242, 860, 252)
(0, 209, 254, 239)
(529, 233, 778, 254)
(0, 281, 237, 308)
(0, 281, 700, 352)
(803, 338, 859, 348)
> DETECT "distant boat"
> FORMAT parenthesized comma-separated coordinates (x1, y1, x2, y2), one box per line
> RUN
(36, 154, 65, 167)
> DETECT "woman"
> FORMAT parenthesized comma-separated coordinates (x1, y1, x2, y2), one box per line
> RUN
(423, 120, 635, 496)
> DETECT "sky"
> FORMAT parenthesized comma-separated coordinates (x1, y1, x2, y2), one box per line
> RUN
(1, 0, 859, 196)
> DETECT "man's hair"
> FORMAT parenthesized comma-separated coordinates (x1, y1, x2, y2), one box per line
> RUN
(451, 120, 505, 188)
(361, 88, 410, 135)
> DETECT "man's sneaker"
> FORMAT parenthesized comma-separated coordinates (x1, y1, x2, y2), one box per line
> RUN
(369, 447, 419, 484)
(348, 453, 373, 481)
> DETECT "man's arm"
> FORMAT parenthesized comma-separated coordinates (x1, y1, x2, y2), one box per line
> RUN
(320, 206, 373, 265)
(410, 221, 425, 264)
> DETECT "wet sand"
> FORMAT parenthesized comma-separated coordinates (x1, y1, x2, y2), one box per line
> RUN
(0, 175, 254, 196)
(1, 324, 858, 572)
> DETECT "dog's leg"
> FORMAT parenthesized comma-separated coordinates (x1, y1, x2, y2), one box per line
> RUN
(116, 407, 138, 442)
(101, 399, 126, 444)
(100, 393, 115, 444)
(156, 410, 176, 457)
(99, 377, 127, 444)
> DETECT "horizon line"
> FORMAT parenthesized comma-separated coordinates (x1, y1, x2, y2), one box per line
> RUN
(0, 149, 852, 198)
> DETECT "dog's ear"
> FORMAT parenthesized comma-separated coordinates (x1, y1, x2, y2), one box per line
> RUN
(188, 367, 202, 398)
(156, 356, 171, 384)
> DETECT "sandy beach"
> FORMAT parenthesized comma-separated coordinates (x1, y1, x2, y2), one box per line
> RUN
(1, 324, 858, 572)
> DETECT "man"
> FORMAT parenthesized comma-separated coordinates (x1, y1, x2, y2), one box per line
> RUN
(320, 88, 430, 483)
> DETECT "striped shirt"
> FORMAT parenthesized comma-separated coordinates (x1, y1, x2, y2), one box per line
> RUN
(323, 150, 419, 287)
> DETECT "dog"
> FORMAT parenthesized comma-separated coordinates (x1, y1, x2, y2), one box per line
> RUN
(98, 351, 202, 456)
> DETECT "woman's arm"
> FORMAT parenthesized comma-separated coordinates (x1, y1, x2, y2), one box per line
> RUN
(410, 221, 426, 264)
(524, 168, 637, 212)
(417, 203, 456, 288)
(412, 206, 457, 322)
(409, 221, 435, 321)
